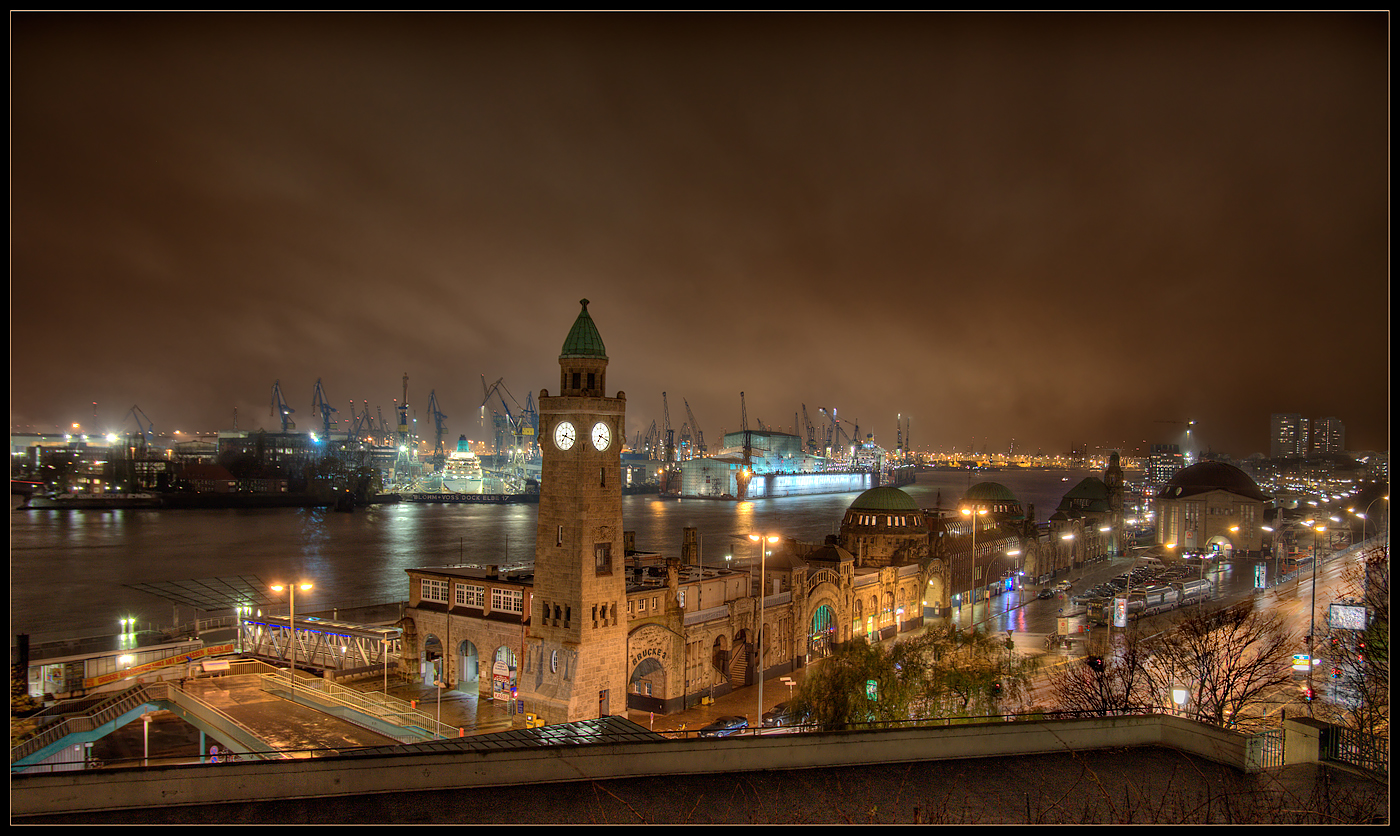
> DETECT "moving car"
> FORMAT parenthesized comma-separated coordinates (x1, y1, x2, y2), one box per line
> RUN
(696, 715, 749, 738)
(1036, 588, 1055, 600)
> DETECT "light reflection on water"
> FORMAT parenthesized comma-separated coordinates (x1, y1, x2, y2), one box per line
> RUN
(11, 468, 1101, 641)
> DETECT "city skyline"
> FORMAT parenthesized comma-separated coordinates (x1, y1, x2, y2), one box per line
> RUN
(10, 13, 1390, 457)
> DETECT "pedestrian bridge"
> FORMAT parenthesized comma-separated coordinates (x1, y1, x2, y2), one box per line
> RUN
(239, 614, 402, 677)
(10, 661, 460, 774)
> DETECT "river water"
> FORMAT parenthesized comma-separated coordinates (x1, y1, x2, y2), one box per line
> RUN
(10, 468, 1105, 643)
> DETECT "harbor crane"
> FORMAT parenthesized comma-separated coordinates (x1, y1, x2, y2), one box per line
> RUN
(125, 405, 155, 451)
(311, 378, 337, 441)
(660, 393, 677, 494)
(737, 392, 753, 500)
(349, 400, 374, 444)
(683, 398, 706, 459)
(270, 380, 295, 432)
(396, 374, 411, 450)
(480, 375, 534, 481)
(426, 390, 448, 471)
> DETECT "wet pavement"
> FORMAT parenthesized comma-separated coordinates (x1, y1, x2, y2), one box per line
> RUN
(88, 551, 1283, 760)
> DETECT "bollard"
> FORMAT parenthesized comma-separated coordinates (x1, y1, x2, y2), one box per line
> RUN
(459, 728, 465, 737)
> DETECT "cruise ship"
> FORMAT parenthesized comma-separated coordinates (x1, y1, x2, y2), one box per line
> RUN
(441, 435, 484, 492)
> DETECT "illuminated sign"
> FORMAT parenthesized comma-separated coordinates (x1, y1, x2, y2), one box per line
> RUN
(1327, 604, 1368, 631)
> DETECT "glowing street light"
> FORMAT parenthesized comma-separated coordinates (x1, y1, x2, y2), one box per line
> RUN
(961, 507, 989, 623)
(744, 532, 778, 733)
(270, 581, 313, 696)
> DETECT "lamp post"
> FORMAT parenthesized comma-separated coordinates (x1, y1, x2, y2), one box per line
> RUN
(974, 548, 1023, 633)
(1354, 494, 1389, 547)
(960, 507, 987, 627)
(1306, 521, 1325, 715)
(270, 581, 313, 697)
(1352, 495, 1389, 600)
(748, 533, 779, 733)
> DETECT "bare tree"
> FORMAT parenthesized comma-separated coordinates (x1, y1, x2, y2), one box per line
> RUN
(1315, 545, 1388, 773)
(1148, 600, 1295, 728)
(1046, 630, 1157, 715)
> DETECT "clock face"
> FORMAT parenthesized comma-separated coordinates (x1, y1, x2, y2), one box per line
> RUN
(553, 421, 576, 451)
(591, 421, 611, 451)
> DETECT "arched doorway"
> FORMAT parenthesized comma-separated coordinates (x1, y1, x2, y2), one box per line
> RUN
(923, 562, 947, 617)
(457, 639, 479, 694)
(629, 657, 666, 703)
(809, 605, 836, 660)
(490, 646, 517, 700)
(423, 634, 443, 685)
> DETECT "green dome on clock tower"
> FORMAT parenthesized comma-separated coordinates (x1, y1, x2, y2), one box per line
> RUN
(560, 298, 608, 359)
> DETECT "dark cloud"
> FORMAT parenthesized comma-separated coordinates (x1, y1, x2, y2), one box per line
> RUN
(10, 13, 1389, 456)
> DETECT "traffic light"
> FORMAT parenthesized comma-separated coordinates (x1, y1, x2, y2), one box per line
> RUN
(990, 681, 1003, 699)
(1303, 687, 1315, 703)
(1087, 656, 1106, 672)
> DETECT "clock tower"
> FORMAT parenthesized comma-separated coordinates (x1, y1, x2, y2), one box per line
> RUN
(524, 299, 628, 723)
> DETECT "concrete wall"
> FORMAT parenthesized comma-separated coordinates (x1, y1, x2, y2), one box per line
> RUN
(14, 714, 1262, 818)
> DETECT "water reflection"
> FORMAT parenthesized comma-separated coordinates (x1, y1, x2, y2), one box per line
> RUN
(12, 470, 1104, 642)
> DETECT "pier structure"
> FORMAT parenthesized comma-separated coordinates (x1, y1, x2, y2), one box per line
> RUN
(239, 615, 401, 677)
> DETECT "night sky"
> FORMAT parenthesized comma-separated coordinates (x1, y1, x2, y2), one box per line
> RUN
(10, 13, 1390, 458)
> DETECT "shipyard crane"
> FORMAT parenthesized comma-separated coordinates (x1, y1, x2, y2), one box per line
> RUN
(639, 420, 660, 459)
(349, 400, 373, 444)
(311, 379, 338, 441)
(125, 405, 155, 452)
(737, 392, 753, 500)
(683, 398, 706, 459)
(818, 408, 840, 459)
(396, 374, 411, 449)
(661, 393, 676, 463)
(426, 390, 448, 471)
(270, 380, 295, 431)
(480, 375, 532, 481)
(659, 393, 677, 494)
(678, 422, 692, 458)
(801, 405, 818, 455)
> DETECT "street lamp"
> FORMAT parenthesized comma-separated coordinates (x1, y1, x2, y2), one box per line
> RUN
(974, 547, 1023, 633)
(960, 507, 988, 626)
(270, 581, 313, 697)
(748, 533, 779, 734)
(1353, 494, 1389, 547)
(1306, 521, 1325, 715)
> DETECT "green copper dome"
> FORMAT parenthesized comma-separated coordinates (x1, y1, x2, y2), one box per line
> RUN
(560, 299, 607, 359)
(963, 482, 1018, 504)
(849, 486, 920, 512)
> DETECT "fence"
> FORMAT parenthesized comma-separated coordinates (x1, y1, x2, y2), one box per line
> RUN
(1323, 725, 1388, 776)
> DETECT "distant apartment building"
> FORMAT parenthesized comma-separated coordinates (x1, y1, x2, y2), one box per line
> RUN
(1310, 416, 1346, 455)
(1147, 443, 1183, 487)
(1269, 413, 1309, 458)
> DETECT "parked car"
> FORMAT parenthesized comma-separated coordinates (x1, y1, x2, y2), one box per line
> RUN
(697, 715, 749, 738)
(762, 702, 799, 728)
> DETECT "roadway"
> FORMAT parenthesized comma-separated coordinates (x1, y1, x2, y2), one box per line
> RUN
(84, 541, 1377, 763)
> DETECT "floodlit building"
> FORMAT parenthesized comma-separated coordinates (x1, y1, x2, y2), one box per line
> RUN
(399, 301, 928, 721)
(1153, 461, 1270, 556)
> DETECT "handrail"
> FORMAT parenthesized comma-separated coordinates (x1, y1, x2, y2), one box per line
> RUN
(10, 683, 165, 763)
(259, 673, 460, 740)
